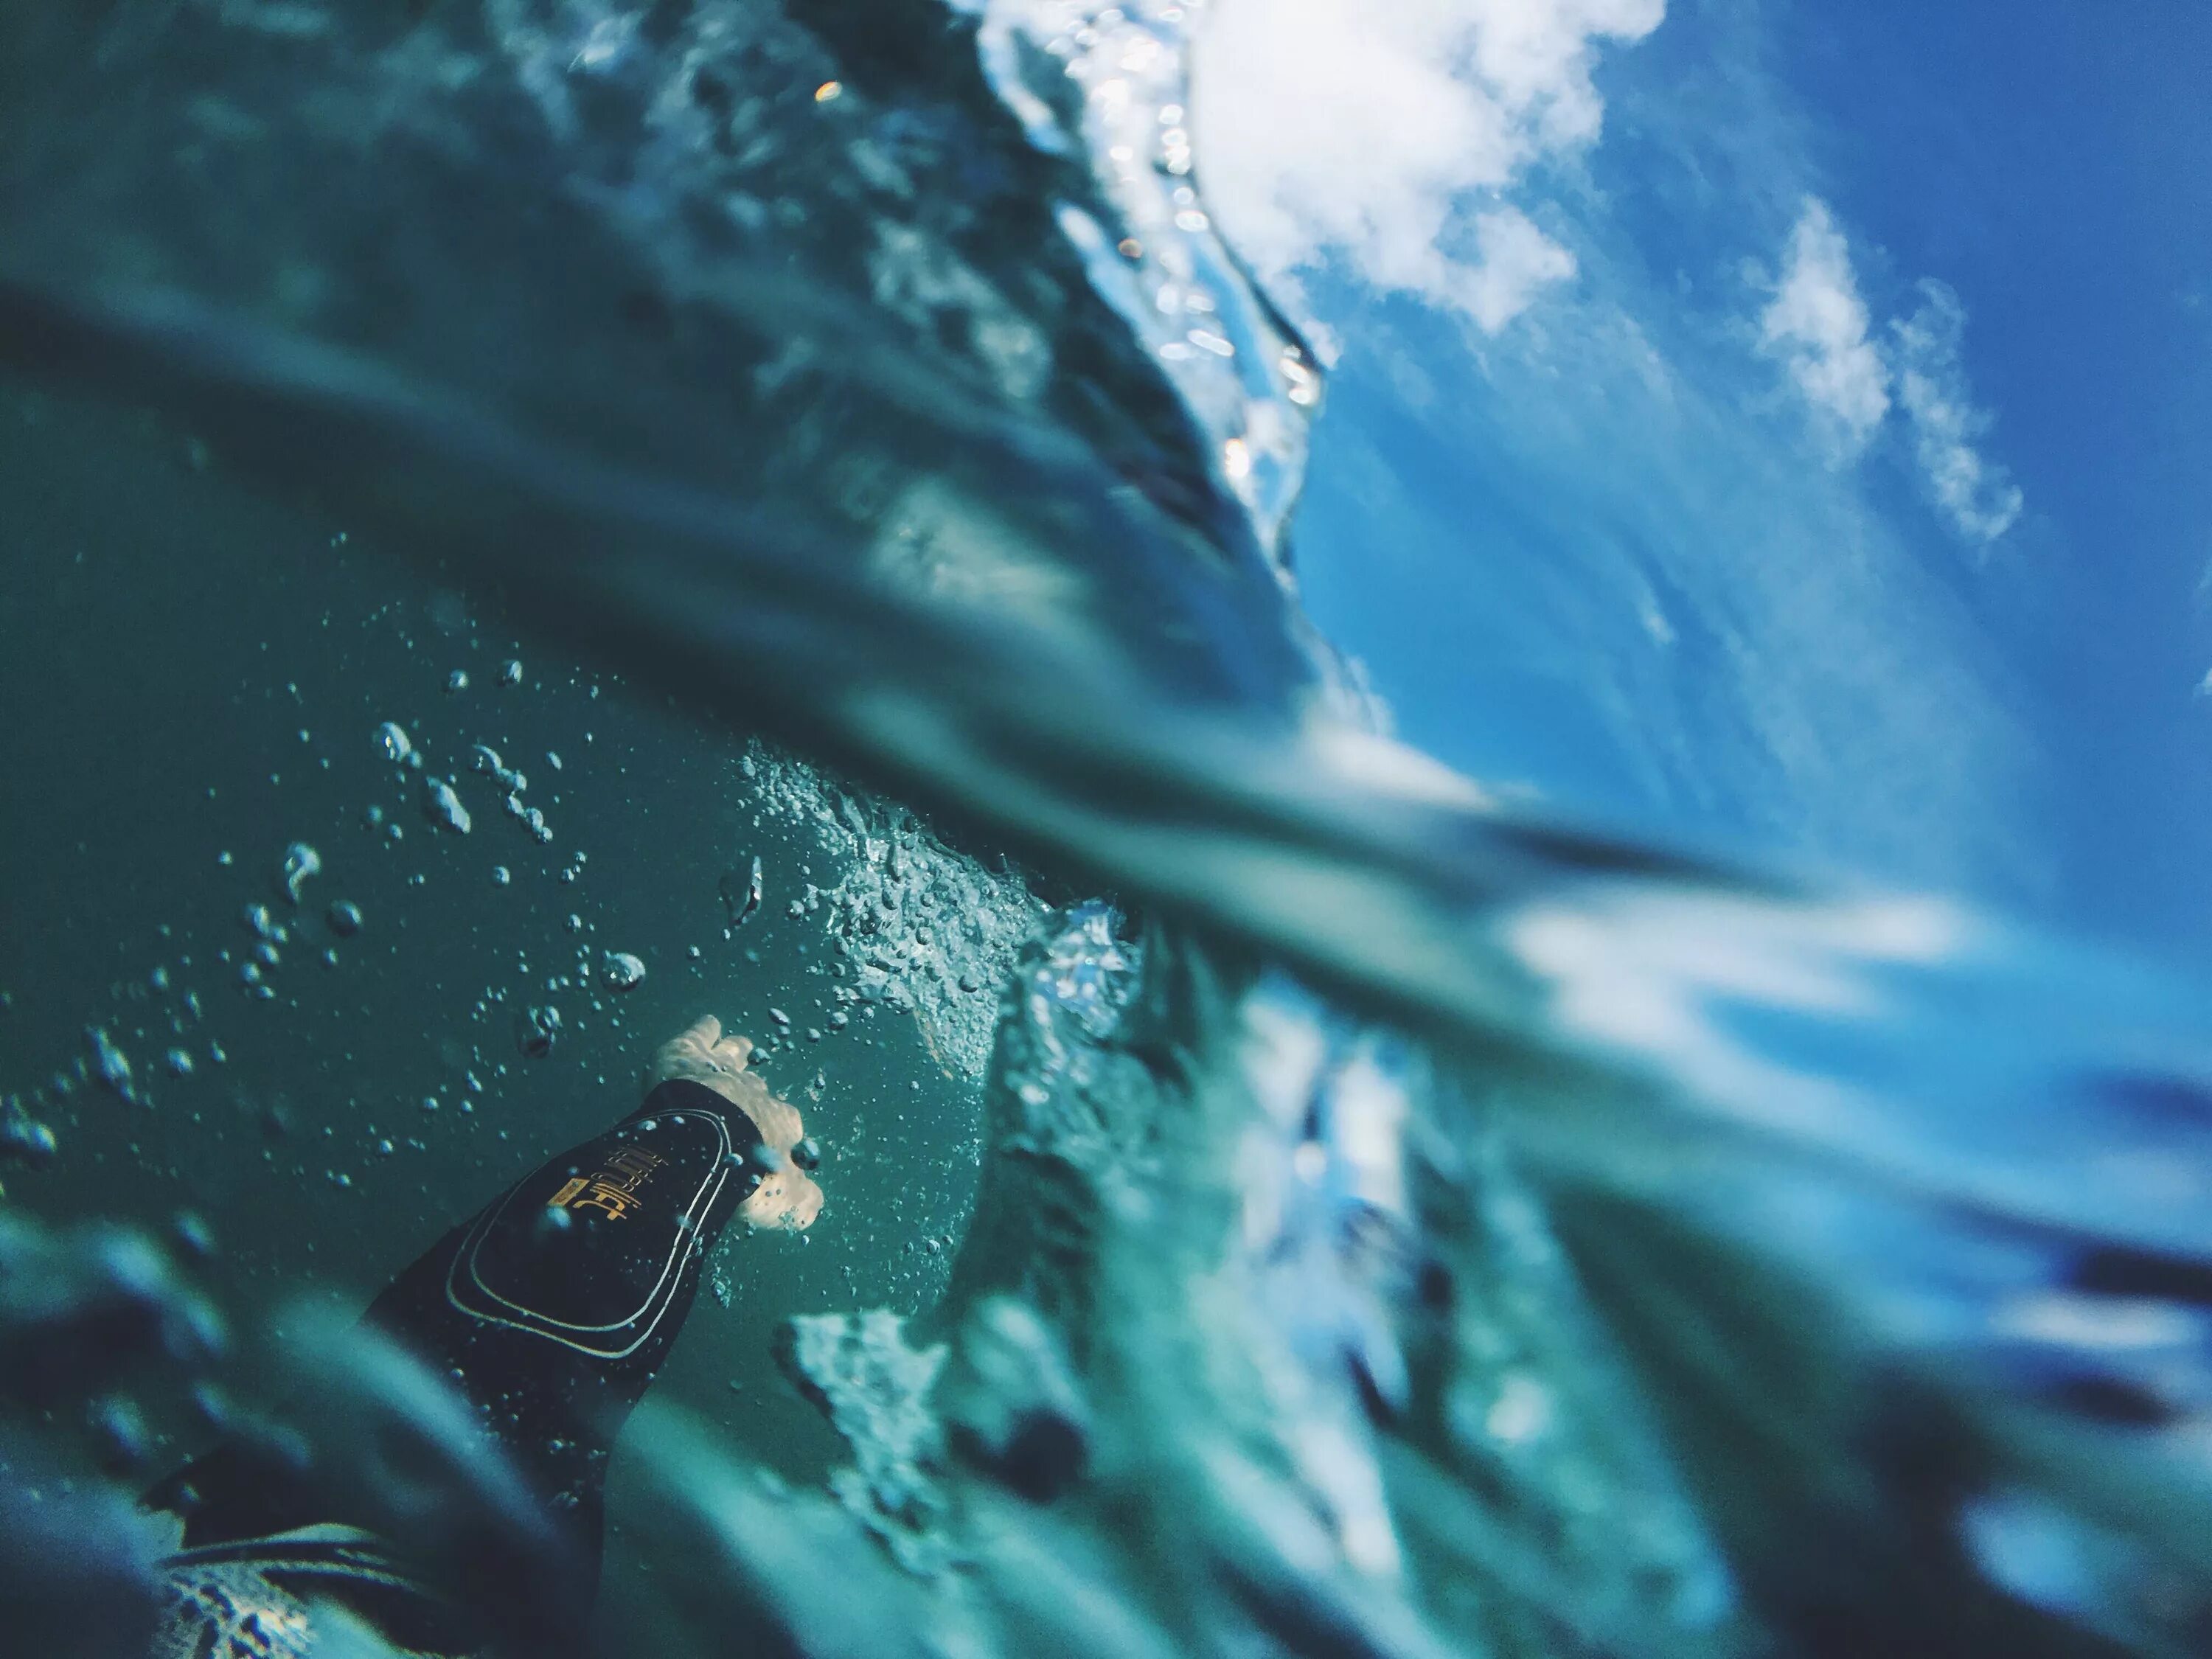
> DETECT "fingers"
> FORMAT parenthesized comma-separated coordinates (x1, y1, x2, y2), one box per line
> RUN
(654, 1016, 820, 1228)
(739, 1168, 824, 1231)
(653, 1017, 757, 1102)
(651, 1015, 726, 1085)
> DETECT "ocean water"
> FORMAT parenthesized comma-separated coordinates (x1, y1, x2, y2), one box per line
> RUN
(1, 3, 2209, 1658)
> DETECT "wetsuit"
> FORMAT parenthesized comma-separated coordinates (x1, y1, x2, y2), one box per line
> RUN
(145, 1077, 765, 1657)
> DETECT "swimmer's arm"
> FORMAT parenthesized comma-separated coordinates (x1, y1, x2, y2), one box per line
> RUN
(651, 1016, 823, 1231)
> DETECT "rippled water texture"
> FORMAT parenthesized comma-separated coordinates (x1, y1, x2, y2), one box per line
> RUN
(2, 3, 2210, 1657)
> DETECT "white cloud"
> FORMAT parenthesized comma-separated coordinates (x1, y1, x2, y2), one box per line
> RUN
(1461, 206, 1579, 331)
(1263, 6, 2048, 897)
(1759, 206, 2021, 545)
(1759, 200, 1890, 452)
(1891, 282, 2024, 546)
(1192, 0, 1666, 333)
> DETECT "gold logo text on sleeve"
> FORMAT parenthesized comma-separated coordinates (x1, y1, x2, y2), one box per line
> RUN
(547, 1145, 666, 1222)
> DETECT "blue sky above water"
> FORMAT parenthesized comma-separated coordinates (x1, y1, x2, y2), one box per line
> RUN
(1197, 0, 2212, 965)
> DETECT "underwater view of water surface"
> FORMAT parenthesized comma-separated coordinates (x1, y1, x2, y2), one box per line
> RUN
(3, 2, 2211, 1656)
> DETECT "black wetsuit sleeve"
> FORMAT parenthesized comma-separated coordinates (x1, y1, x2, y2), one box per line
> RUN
(154, 1078, 762, 1616)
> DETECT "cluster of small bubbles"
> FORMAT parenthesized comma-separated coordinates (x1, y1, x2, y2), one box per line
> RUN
(472, 742, 526, 794)
(467, 742, 558, 845)
(515, 1004, 561, 1057)
(780, 1311, 953, 1574)
(504, 791, 550, 841)
(742, 742, 1043, 1079)
(0, 1095, 58, 1169)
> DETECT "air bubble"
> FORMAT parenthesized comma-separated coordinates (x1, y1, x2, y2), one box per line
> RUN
(1, 1110, 58, 1169)
(722, 857, 764, 928)
(423, 778, 473, 835)
(375, 722, 412, 765)
(277, 842, 321, 905)
(86, 1028, 133, 1098)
